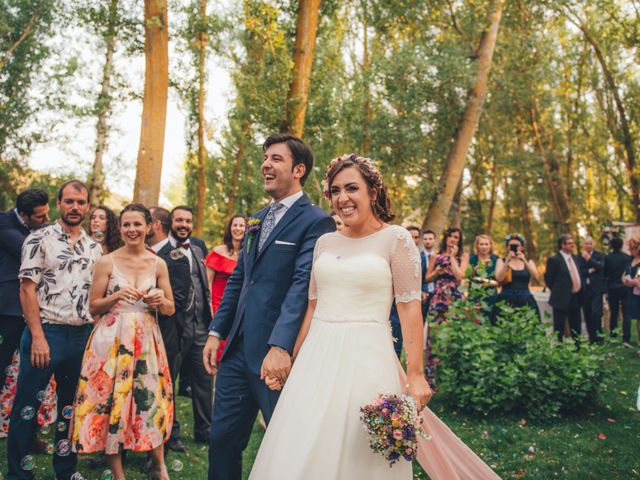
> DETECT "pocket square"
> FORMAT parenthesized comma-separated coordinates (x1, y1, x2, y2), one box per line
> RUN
(275, 240, 296, 246)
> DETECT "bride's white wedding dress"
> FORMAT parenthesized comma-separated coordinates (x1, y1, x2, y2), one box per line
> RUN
(250, 226, 500, 480)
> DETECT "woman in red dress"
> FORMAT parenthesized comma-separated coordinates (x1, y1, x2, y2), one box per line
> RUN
(205, 214, 246, 361)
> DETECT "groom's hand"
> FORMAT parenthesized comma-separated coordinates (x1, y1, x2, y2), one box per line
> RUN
(203, 335, 221, 376)
(260, 346, 291, 383)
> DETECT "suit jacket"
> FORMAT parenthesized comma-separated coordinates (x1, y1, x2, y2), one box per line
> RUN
(209, 193, 336, 374)
(156, 241, 212, 357)
(604, 251, 632, 290)
(0, 210, 30, 316)
(190, 236, 208, 257)
(580, 250, 606, 294)
(544, 252, 584, 309)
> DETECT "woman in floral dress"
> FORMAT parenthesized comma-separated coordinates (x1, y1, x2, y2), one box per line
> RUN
(424, 227, 469, 387)
(71, 204, 175, 480)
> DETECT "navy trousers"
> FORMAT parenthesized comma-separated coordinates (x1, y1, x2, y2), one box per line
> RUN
(208, 336, 280, 480)
(7, 324, 89, 480)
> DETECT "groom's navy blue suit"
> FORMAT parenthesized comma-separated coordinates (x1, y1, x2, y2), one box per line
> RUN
(208, 193, 335, 480)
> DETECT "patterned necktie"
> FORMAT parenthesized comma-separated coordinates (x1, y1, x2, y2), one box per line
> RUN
(568, 256, 581, 293)
(258, 203, 285, 252)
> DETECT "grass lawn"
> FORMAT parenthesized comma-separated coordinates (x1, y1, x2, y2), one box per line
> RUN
(0, 339, 638, 479)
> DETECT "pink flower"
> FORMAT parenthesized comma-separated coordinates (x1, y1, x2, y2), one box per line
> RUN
(598, 433, 606, 440)
(391, 412, 399, 421)
(381, 408, 390, 416)
(393, 430, 403, 440)
(405, 448, 414, 455)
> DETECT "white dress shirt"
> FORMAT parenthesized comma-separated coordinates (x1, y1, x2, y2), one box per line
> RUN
(272, 190, 304, 225)
(169, 234, 193, 269)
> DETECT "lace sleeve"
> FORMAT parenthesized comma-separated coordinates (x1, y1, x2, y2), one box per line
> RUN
(308, 235, 325, 300)
(390, 228, 422, 303)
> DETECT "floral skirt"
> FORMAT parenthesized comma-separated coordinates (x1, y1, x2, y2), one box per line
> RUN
(71, 310, 173, 454)
(0, 352, 57, 437)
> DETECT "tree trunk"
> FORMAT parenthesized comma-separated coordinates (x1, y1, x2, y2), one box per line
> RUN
(226, 120, 249, 218)
(486, 157, 498, 232)
(361, 6, 371, 155)
(529, 102, 572, 233)
(450, 176, 464, 228)
(0, 12, 39, 70)
(89, 0, 119, 206)
(422, 0, 504, 238)
(133, 0, 169, 206)
(518, 180, 537, 260)
(283, 0, 322, 137)
(578, 23, 639, 221)
(194, 0, 207, 236)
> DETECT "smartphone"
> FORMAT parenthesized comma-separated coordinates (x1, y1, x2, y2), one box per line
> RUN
(509, 244, 518, 253)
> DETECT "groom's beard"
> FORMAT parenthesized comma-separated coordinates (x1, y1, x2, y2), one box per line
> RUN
(171, 226, 192, 241)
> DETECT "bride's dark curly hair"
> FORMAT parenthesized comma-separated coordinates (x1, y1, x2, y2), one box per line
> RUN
(324, 154, 395, 222)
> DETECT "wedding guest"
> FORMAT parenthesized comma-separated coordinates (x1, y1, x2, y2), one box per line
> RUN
(422, 229, 436, 306)
(156, 206, 212, 450)
(544, 234, 584, 342)
(7, 180, 101, 480)
(71, 203, 174, 480)
(426, 227, 469, 321)
(0, 189, 52, 453)
(494, 234, 540, 320)
(205, 214, 246, 362)
(0, 189, 49, 389)
(147, 207, 171, 253)
(622, 238, 640, 347)
(329, 210, 345, 232)
(468, 234, 499, 310)
(579, 236, 606, 344)
(89, 205, 122, 254)
(424, 227, 469, 387)
(604, 237, 632, 343)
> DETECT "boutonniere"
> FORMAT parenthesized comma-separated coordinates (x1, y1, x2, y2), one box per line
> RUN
(246, 217, 261, 251)
(170, 249, 185, 260)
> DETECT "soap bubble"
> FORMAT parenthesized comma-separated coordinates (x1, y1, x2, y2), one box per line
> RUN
(20, 406, 35, 420)
(20, 455, 34, 471)
(55, 439, 71, 456)
(171, 459, 184, 472)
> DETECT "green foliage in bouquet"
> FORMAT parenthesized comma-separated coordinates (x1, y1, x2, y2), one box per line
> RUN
(432, 299, 609, 420)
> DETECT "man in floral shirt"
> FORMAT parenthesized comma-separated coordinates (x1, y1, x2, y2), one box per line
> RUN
(7, 180, 102, 480)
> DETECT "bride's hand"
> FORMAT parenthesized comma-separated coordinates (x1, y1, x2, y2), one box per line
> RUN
(264, 375, 283, 391)
(407, 374, 433, 411)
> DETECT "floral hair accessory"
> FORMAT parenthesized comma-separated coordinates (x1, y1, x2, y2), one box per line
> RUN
(246, 218, 261, 250)
(503, 233, 526, 246)
(323, 153, 384, 199)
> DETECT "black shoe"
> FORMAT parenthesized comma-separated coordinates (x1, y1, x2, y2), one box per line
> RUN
(166, 438, 188, 453)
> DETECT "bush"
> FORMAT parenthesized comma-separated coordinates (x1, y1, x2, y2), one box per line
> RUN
(432, 298, 609, 420)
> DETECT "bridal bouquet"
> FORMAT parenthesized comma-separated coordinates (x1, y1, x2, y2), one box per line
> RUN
(360, 393, 428, 466)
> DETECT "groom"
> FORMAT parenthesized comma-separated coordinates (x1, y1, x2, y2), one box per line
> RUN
(203, 133, 335, 480)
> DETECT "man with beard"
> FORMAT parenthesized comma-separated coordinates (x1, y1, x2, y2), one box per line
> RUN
(7, 180, 101, 480)
(156, 206, 212, 452)
(0, 189, 50, 389)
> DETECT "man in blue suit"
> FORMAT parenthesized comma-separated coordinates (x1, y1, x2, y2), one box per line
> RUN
(0, 189, 49, 384)
(202, 134, 335, 480)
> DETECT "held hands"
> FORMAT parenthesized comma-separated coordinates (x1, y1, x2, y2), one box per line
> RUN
(203, 335, 221, 376)
(260, 346, 292, 385)
(264, 374, 284, 391)
(406, 373, 432, 412)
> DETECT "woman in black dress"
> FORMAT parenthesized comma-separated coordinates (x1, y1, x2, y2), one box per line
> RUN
(493, 234, 540, 320)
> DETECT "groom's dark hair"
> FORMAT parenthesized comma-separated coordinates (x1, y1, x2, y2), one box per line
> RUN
(263, 133, 313, 186)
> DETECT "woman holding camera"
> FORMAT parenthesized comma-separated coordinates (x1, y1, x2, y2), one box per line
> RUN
(493, 234, 540, 320)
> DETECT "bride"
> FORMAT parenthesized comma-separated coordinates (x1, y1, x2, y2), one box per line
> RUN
(249, 154, 500, 480)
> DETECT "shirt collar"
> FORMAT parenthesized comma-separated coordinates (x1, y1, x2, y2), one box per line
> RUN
(273, 190, 304, 210)
(152, 237, 170, 252)
(169, 234, 191, 248)
(13, 209, 28, 229)
(560, 250, 572, 261)
(53, 220, 89, 243)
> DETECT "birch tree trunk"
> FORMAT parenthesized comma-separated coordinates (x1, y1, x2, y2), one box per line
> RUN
(422, 0, 504, 238)
(88, 0, 119, 206)
(133, 0, 168, 206)
(283, 0, 322, 137)
(194, 0, 207, 236)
